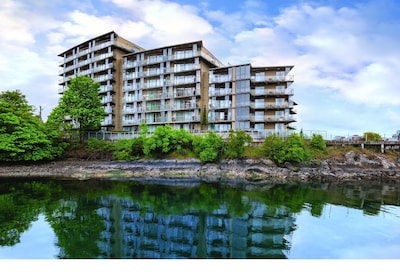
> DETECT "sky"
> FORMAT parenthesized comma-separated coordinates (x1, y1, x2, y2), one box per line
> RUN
(1, 0, 399, 139)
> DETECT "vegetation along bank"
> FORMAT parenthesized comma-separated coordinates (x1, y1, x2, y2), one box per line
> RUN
(1, 86, 400, 186)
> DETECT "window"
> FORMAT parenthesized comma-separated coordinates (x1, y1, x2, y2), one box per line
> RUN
(236, 93, 250, 107)
(236, 80, 250, 93)
(235, 65, 250, 80)
(276, 98, 285, 106)
(255, 111, 264, 122)
(276, 71, 285, 80)
(275, 123, 284, 131)
(236, 107, 249, 120)
(255, 99, 264, 109)
(235, 121, 250, 130)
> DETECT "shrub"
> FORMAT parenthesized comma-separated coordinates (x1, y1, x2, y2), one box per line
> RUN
(363, 132, 382, 141)
(193, 132, 225, 163)
(226, 130, 252, 159)
(309, 134, 326, 151)
(143, 125, 193, 157)
(261, 133, 311, 164)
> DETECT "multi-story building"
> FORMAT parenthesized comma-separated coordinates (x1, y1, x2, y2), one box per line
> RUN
(58, 31, 296, 136)
(58, 31, 144, 131)
(208, 64, 296, 137)
(121, 41, 223, 132)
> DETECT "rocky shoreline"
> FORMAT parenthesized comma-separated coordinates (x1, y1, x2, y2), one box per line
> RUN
(0, 151, 399, 187)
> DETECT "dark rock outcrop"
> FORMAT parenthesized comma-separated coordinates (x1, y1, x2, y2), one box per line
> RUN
(1, 151, 399, 186)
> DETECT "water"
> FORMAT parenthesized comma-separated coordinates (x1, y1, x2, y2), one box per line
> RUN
(0, 178, 399, 259)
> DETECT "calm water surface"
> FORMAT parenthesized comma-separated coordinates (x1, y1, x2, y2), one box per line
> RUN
(0, 178, 399, 259)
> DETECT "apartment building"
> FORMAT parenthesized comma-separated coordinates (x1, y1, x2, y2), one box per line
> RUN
(58, 31, 296, 136)
(58, 31, 144, 131)
(208, 65, 296, 137)
(121, 41, 223, 132)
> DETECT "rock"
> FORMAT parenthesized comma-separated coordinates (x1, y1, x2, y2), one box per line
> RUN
(1, 155, 400, 185)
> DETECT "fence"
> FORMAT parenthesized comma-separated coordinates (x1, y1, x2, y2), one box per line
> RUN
(85, 129, 296, 143)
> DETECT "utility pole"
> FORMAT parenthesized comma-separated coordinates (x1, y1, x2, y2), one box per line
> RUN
(38, 106, 43, 121)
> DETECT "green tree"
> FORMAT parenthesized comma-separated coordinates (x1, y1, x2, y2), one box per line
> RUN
(363, 131, 382, 141)
(0, 90, 67, 162)
(200, 106, 208, 127)
(226, 130, 252, 159)
(47, 75, 106, 142)
(309, 134, 326, 151)
(193, 131, 225, 163)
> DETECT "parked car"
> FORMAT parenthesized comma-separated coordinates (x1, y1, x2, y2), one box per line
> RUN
(392, 130, 400, 140)
(333, 136, 346, 141)
(348, 135, 362, 141)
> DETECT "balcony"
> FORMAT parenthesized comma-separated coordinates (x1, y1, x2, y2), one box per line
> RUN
(209, 88, 232, 97)
(209, 74, 232, 83)
(122, 107, 137, 114)
(174, 88, 199, 98)
(94, 63, 113, 73)
(251, 88, 294, 96)
(94, 52, 113, 62)
(104, 107, 113, 114)
(208, 116, 232, 122)
(123, 84, 140, 91)
(101, 119, 114, 126)
(250, 115, 296, 122)
(101, 96, 114, 104)
(123, 95, 142, 103)
(174, 101, 198, 111)
(145, 105, 171, 112)
(122, 119, 141, 126)
(94, 74, 113, 83)
(98, 85, 113, 94)
(93, 41, 112, 52)
(146, 116, 170, 124)
(172, 116, 200, 122)
(143, 91, 169, 101)
(251, 74, 294, 83)
(174, 76, 198, 85)
(209, 100, 232, 110)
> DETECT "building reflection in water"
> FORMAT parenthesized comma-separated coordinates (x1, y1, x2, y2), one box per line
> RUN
(96, 197, 296, 259)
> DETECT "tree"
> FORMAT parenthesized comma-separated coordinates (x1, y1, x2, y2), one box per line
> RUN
(48, 75, 106, 142)
(0, 90, 66, 162)
(226, 130, 252, 159)
(193, 131, 225, 163)
(363, 132, 382, 141)
(200, 106, 208, 127)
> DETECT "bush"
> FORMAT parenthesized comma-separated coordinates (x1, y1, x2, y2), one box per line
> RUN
(86, 138, 114, 160)
(261, 134, 285, 164)
(143, 125, 193, 157)
(363, 132, 382, 141)
(193, 132, 225, 163)
(261, 133, 311, 164)
(226, 130, 252, 159)
(111, 137, 146, 161)
(309, 134, 326, 151)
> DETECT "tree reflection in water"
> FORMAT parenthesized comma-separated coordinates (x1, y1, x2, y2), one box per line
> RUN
(0, 178, 399, 258)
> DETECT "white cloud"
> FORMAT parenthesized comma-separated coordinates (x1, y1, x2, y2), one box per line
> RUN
(107, 0, 213, 46)
(0, 0, 399, 136)
(271, 3, 400, 109)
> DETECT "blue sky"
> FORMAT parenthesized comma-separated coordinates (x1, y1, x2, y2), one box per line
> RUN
(1, 0, 399, 139)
